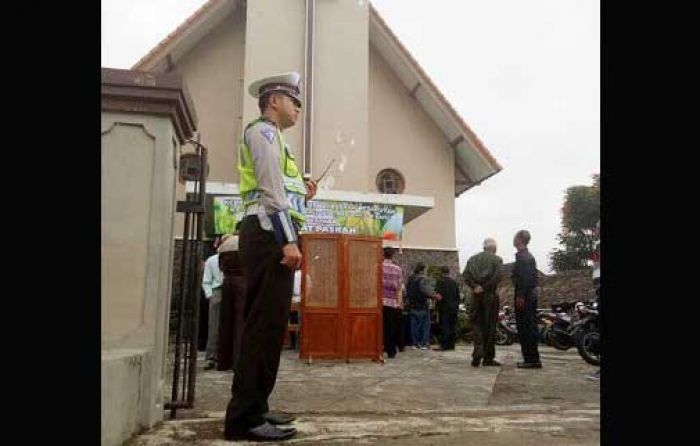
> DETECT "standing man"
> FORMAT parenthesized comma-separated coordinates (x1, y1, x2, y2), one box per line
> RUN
(224, 72, 317, 442)
(217, 232, 246, 371)
(406, 263, 441, 350)
(463, 238, 503, 367)
(382, 247, 403, 358)
(202, 243, 224, 370)
(434, 266, 460, 351)
(512, 230, 542, 369)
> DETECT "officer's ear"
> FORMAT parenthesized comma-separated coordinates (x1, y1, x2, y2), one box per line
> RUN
(267, 92, 284, 111)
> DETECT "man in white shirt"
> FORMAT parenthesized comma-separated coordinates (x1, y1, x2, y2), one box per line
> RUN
(202, 240, 226, 370)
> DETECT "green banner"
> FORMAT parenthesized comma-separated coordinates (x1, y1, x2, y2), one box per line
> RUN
(302, 200, 404, 241)
(213, 196, 245, 235)
(213, 197, 404, 241)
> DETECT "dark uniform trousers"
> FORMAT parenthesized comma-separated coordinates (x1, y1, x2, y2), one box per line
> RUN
(514, 287, 540, 363)
(471, 292, 499, 361)
(225, 216, 294, 431)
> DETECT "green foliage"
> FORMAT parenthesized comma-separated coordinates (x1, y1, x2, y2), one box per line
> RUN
(549, 174, 600, 273)
(562, 185, 600, 233)
(456, 311, 473, 342)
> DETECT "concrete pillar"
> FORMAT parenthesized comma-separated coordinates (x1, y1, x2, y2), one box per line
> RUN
(100, 68, 197, 446)
(243, 0, 369, 191)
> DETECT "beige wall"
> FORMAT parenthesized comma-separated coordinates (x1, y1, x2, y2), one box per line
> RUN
(170, 7, 246, 232)
(368, 45, 456, 249)
(242, 0, 305, 158)
(175, 7, 246, 184)
(311, 0, 369, 191)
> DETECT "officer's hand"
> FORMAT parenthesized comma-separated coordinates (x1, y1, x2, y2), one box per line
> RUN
(281, 243, 302, 270)
(515, 296, 525, 311)
(305, 179, 318, 200)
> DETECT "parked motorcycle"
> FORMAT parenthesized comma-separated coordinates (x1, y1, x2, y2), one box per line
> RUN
(576, 301, 600, 366)
(496, 306, 517, 345)
(496, 307, 551, 346)
(541, 302, 592, 351)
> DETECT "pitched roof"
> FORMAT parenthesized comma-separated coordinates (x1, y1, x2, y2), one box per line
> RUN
(368, 4, 502, 195)
(133, 0, 240, 72)
(132, 0, 502, 195)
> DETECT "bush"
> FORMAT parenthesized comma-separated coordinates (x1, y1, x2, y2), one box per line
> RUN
(456, 311, 474, 343)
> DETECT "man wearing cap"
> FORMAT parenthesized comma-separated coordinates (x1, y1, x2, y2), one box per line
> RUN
(224, 72, 317, 442)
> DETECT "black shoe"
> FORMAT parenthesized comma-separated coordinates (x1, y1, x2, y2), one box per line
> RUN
(482, 360, 502, 367)
(517, 361, 542, 369)
(224, 422, 297, 442)
(263, 412, 296, 425)
(471, 357, 481, 367)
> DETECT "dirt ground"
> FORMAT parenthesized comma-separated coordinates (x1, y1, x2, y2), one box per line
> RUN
(129, 344, 599, 445)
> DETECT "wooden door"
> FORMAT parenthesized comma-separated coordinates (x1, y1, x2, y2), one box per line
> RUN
(343, 236, 383, 360)
(299, 234, 383, 361)
(299, 234, 344, 359)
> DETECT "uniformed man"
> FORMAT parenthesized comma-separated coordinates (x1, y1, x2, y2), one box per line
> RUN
(224, 72, 317, 442)
(511, 229, 542, 369)
(463, 238, 503, 367)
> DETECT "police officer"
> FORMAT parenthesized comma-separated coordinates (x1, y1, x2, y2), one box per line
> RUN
(224, 72, 317, 442)
(463, 238, 503, 367)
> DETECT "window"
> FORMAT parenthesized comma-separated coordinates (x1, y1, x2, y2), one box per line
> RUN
(376, 169, 405, 194)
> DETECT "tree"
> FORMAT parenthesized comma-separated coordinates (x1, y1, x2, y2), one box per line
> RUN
(549, 174, 600, 273)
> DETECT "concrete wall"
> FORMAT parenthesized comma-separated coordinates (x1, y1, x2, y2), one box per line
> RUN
(368, 45, 456, 249)
(101, 111, 179, 445)
(101, 349, 151, 446)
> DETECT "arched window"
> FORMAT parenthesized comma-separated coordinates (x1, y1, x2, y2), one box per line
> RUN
(376, 168, 405, 194)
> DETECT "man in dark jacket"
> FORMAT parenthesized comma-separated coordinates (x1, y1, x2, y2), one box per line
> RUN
(463, 238, 503, 367)
(512, 229, 542, 369)
(434, 266, 460, 351)
(406, 263, 441, 349)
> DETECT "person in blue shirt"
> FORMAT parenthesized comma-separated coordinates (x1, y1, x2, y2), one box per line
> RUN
(202, 239, 225, 370)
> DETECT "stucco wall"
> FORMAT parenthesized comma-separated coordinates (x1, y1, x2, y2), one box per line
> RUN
(368, 45, 456, 249)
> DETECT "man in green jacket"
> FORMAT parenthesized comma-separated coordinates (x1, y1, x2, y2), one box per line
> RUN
(463, 238, 503, 367)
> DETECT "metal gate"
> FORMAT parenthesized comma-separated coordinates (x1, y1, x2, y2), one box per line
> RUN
(165, 137, 208, 419)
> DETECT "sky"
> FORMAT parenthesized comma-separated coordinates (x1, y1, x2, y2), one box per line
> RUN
(101, 0, 599, 274)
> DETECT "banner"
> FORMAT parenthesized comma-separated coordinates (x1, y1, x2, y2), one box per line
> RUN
(302, 200, 404, 240)
(213, 196, 245, 235)
(213, 197, 404, 241)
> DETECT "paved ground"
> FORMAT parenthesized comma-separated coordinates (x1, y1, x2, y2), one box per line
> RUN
(128, 344, 599, 445)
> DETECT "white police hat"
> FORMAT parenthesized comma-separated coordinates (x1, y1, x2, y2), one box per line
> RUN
(248, 72, 302, 107)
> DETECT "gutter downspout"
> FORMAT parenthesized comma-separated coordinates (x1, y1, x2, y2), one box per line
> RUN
(303, 0, 315, 176)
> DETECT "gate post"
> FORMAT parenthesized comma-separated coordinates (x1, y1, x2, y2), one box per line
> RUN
(101, 68, 197, 446)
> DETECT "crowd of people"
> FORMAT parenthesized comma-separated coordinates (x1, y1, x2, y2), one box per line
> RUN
(381, 229, 543, 370)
